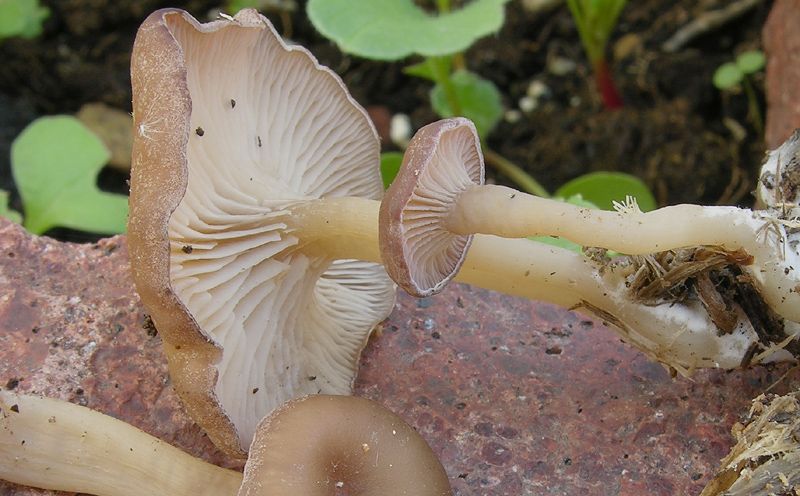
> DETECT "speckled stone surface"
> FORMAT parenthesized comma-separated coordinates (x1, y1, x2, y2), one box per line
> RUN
(1, 215, 799, 496)
(764, 0, 800, 149)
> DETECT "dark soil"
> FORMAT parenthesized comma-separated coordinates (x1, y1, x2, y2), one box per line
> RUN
(0, 0, 773, 241)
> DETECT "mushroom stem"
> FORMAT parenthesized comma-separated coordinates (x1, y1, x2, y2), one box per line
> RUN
(0, 391, 452, 496)
(0, 390, 243, 496)
(289, 197, 384, 263)
(283, 197, 796, 371)
(458, 235, 796, 371)
(448, 185, 745, 253)
(241, 395, 453, 496)
(445, 185, 800, 323)
(291, 193, 800, 325)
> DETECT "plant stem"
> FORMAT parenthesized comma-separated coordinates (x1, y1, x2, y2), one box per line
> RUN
(742, 75, 763, 136)
(435, 0, 451, 13)
(593, 58, 624, 109)
(483, 148, 549, 197)
(428, 56, 463, 117)
(565, 0, 627, 109)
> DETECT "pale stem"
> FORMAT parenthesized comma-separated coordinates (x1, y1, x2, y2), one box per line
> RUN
(448, 185, 749, 252)
(0, 391, 243, 496)
(287, 197, 795, 370)
(445, 184, 800, 322)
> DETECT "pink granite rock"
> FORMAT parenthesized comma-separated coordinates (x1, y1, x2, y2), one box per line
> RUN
(764, 0, 800, 149)
(1, 215, 799, 495)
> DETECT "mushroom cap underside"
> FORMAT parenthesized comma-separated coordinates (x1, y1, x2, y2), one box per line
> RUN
(129, 8, 395, 457)
(379, 117, 484, 297)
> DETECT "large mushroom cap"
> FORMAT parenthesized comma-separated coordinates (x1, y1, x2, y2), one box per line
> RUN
(129, 8, 394, 457)
(379, 117, 484, 297)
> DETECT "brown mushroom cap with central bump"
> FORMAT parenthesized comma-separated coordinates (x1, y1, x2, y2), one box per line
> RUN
(379, 117, 484, 297)
(240, 395, 453, 496)
(129, 8, 395, 457)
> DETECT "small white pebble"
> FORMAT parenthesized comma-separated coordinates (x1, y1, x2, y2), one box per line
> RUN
(526, 80, 550, 99)
(519, 96, 537, 113)
(548, 56, 577, 76)
(390, 113, 412, 147)
(504, 109, 522, 123)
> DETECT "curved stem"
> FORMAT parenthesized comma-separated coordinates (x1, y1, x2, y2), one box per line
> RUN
(483, 148, 550, 197)
(458, 235, 778, 372)
(743, 75, 763, 136)
(593, 58, 625, 109)
(445, 184, 800, 322)
(0, 391, 243, 496)
(289, 196, 800, 370)
(429, 56, 462, 117)
(448, 185, 748, 252)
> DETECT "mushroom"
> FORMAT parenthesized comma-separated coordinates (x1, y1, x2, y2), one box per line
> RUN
(375, 117, 800, 373)
(240, 395, 452, 496)
(0, 391, 452, 496)
(379, 117, 800, 324)
(128, 8, 395, 457)
(128, 7, 800, 458)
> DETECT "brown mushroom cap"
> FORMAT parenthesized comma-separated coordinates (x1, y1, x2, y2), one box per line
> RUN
(240, 395, 453, 496)
(129, 8, 394, 457)
(379, 117, 484, 297)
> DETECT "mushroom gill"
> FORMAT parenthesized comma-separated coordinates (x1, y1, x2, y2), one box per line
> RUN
(129, 8, 395, 457)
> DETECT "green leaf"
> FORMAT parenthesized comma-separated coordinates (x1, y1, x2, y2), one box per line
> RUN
(713, 62, 743, 90)
(566, 0, 627, 64)
(0, 190, 22, 224)
(307, 0, 510, 60)
(380, 152, 404, 189)
(11, 116, 128, 235)
(430, 70, 503, 138)
(736, 50, 766, 75)
(555, 171, 656, 212)
(0, 0, 49, 39)
(404, 56, 451, 82)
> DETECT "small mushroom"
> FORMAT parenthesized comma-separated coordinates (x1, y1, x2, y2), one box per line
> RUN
(379, 117, 800, 323)
(129, 8, 394, 457)
(0, 391, 452, 496)
(241, 395, 452, 496)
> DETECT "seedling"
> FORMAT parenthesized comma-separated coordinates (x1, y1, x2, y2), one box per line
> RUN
(306, 0, 539, 188)
(0, 189, 22, 224)
(307, 0, 652, 207)
(565, 0, 627, 109)
(0, 0, 49, 40)
(11, 116, 128, 235)
(713, 50, 766, 134)
(307, 0, 506, 137)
